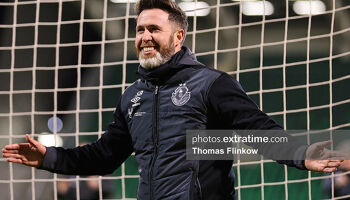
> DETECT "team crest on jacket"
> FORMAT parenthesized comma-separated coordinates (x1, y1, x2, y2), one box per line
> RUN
(171, 83, 191, 106)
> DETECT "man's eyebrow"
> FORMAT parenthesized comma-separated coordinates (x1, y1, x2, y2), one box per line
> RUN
(136, 25, 143, 30)
(136, 24, 161, 30)
(147, 24, 161, 29)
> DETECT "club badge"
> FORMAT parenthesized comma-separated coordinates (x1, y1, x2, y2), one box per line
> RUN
(171, 83, 191, 106)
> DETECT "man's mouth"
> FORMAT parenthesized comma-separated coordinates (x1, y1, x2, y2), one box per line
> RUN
(141, 46, 157, 56)
(143, 47, 155, 52)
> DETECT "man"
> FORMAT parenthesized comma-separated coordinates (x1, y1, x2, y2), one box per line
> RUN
(1, 0, 343, 199)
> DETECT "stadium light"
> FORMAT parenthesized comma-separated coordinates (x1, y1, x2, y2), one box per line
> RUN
(38, 134, 63, 147)
(38, 116, 64, 147)
(178, 1, 210, 17)
(293, 0, 326, 15)
(110, 0, 137, 3)
(48, 116, 63, 133)
(241, 1, 274, 16)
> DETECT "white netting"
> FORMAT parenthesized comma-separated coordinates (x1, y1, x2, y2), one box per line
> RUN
(0, 0, 350, 199)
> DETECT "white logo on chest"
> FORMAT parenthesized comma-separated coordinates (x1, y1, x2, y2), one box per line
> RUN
(171, 83, 191, 106)
(128, 90, 144, 119)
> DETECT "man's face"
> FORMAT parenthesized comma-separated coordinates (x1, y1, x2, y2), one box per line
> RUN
(135, 9, 177, 69)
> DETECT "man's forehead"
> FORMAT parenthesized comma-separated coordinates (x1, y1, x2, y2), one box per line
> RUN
(136, 8, 170, 26)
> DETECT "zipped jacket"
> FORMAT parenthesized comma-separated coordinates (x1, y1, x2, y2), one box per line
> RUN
(41, 46, 307, 200)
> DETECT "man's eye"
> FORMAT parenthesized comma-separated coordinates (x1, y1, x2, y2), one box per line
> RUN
(137, 28, 144, 33)
(147, 27, 159, 33)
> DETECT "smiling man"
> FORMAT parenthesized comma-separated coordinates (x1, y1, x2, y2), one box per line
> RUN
(136, 10, 177, 68)
(2, 0, 344, 200)
(135, 2, 186, 69)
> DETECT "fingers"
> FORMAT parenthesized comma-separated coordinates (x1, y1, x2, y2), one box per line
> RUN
(319, 160, 342, 172)
(6, 157, 34, 167)
(3, 152, 32, 166)
(323, 167, 337, 173)
(3, 134, 41, 151)
(2, 149, 19, 154)
(26, 134, 46, 155)
(316, 140, 332, 149)
(305, 159, 343, 172)
(321, 151, 345, 160)
(2, 153, 23, 160)
(2, 143, 30, 156)
(3, 144, 21, 150)
(325, 150, 345, 158)
(26, 134, 39, 147)
(6, 158, 24, 164)
(327, 160, 343, 167)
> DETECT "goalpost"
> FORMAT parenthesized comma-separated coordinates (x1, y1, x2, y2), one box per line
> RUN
(0, 0, 350, 199)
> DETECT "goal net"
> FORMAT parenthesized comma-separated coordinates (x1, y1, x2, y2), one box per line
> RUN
(0, 0, 350, 199)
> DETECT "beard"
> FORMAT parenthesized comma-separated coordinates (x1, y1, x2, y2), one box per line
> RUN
(137, 36, 175, 69)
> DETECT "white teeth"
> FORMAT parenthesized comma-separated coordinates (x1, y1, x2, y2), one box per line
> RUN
(143, 47, 154, 52)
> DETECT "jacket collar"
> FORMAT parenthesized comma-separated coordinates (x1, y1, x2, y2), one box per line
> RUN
(137, 46, 203, 84)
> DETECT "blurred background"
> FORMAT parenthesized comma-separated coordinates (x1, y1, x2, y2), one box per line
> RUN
(0, 0, 350, 199)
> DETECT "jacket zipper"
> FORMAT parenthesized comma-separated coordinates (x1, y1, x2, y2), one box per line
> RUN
(196, 177, 203, 200)
(149, 85, 159, 199)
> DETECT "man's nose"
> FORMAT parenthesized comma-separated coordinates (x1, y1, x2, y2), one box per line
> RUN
(142, 30, 152, 42)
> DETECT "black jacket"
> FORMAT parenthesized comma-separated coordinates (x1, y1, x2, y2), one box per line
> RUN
(41, 46, 307, 200)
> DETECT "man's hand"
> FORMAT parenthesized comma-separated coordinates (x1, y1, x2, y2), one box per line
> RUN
(2, 134, 46, 168)
(304, 140, 344, 173)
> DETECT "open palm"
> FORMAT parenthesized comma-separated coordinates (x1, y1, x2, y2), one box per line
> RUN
(304, 140, 344, 173)
(2, 134, 46, 167)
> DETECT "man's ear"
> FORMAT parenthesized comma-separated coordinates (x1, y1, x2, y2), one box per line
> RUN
(174, 29, 185, 47)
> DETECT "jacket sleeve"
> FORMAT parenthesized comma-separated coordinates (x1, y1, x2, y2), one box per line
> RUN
(206, 73, 307, 169)
(39, 101, 134, 175)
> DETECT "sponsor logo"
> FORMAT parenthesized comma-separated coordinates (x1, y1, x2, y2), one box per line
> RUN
(128, 90, 144, 119)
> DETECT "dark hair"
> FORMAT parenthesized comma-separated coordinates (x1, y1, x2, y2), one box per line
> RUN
(135, 0, 188, 44)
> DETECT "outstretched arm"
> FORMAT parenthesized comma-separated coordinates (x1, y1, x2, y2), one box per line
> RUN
(206, 73, 306, 169)
(40, 102, 133, 175)
(2, 134, 46, 167)
(2, 101, 133, 176)
(206, 73, 344, 172)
